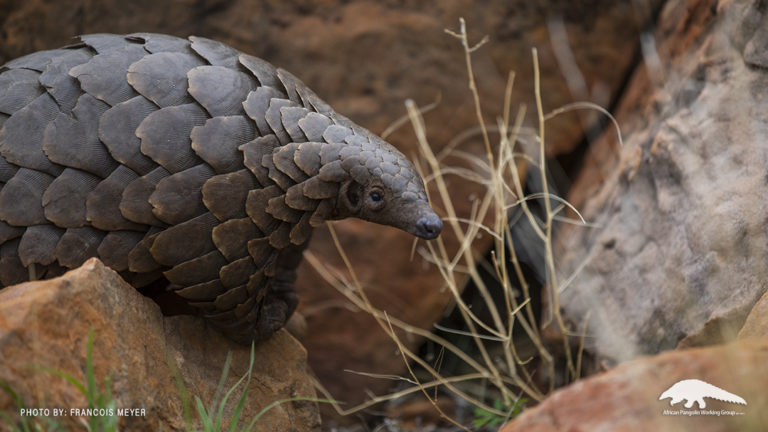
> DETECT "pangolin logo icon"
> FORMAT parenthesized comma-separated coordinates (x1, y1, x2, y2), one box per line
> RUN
(659, 379, 747, 409)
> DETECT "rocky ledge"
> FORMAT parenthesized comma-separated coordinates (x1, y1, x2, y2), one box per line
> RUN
(0, 258, 320, 431)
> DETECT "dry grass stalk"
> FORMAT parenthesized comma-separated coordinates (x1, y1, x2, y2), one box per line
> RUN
(306, 17, 622, 427)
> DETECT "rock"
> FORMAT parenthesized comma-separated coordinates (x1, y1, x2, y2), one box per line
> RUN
(738, 289, 768, 339)
(0, 0, 660, 406)
(0, 259, 320, 431)
(500, 338, 768, 432)
(554, 0, 768, 364)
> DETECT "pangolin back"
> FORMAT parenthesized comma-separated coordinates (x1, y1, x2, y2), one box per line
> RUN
(0, 33, 442, 343)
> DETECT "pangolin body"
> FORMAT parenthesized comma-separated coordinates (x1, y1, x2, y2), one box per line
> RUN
(0, 33, 442, 343)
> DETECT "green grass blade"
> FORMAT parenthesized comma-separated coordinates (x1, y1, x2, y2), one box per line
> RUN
(225, 377, 250, 432)
(34, 367, 86, 396)
(0, 380, 21, 406)
(217, 344, 255, 431)
(0, 412, 19, 432)
(194, 396, 213, 431)
(1, 380, 68, 432)
(211, 350, 233, 419)
(225, 343, 256, 432)
(85, 329, 97, 409)
(5, 333, 120, 432)
(168, 354, 195, 430)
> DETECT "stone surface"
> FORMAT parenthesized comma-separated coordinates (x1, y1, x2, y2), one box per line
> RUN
(554, 0, 768, 364)
(0, 0, 659, 406)
(738, 289, 768, 339)
(0, 259, 320, 431)
(499, 338, 768, 432)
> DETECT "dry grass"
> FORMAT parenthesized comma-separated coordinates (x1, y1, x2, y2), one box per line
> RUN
(306, 18, 621, 429)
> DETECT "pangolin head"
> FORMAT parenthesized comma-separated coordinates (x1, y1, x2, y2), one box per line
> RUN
(322, 130, 442, 239)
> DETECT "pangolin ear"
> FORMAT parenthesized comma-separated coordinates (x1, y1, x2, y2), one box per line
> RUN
(339, 180, 363, 213)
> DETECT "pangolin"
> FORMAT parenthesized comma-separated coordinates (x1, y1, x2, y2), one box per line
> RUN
(0, 33, 442, 344)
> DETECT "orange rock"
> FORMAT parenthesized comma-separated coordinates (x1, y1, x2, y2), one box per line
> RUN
(500, 338, 768, 432)
(738, 289, 768, 339)
(0, 259, 320, 431)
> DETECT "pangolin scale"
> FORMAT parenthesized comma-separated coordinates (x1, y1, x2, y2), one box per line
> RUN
(0, 33, 442, 344)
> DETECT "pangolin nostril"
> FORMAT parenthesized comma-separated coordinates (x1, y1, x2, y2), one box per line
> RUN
(417, 215, 443, 239)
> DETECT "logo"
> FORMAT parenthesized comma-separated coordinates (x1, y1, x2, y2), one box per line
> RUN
(659, 379, 746, 416)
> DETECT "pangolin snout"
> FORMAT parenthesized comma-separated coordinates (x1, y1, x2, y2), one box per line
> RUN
(415, 214, 443, 239)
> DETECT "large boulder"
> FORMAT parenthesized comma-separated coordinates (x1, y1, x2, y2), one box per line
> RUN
(0, 259, 320, 431)
(738, 288, 768, 339)
(554, 0, 768, 363)
(500, 337, 768, 432)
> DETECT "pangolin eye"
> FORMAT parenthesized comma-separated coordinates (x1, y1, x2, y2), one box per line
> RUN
(370, 191, 383, 202)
